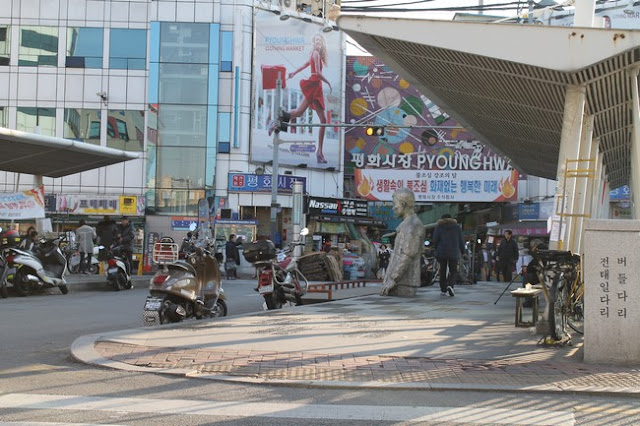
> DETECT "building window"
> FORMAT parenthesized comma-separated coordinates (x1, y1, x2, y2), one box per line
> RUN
(17, 107, 56, 136)
(109, 29, 146, 70)
(19, 27, 58, 67)
(0, 107, 6, 127)
(63, 108, 101, 144)
(66, 28, 103, 69)
(218, 112, 231, 153)
(220, 31, 233, 72)
(160, 23, 209, 64)
(106, 110, 144, 151)
(0, 26, 10, 66)
(159, 63, 209, 105)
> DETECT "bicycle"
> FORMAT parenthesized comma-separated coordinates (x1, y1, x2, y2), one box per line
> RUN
(530, 249, 583, 344)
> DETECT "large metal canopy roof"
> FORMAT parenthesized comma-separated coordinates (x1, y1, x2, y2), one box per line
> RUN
(337, 16, 640, 188)
(0, 127, 139, 178)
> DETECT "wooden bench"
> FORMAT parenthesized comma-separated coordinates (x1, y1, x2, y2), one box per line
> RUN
(510, 287, 543, 327)
(306, 280, 370, 301)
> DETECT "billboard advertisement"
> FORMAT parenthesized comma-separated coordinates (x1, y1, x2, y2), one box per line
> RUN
(345, 56, 516, 202)
(252, 9, 343, 169)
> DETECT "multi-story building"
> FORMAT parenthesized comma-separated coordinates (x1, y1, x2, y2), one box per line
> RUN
(0, 0, 344, 257)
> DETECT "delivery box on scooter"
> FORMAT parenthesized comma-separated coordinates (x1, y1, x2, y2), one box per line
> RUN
(242, 239, 276, 263)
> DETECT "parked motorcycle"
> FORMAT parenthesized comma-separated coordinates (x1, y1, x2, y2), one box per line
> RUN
(143, 223, 227, 326)
(101, 244, 132, 291)
(420, 240, 437, 287)
(244, 229, 309, 310)
(7, 235, 68, 296)
(0, 227, 13, 298)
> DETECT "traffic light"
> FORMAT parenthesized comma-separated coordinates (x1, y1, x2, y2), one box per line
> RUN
(276, 109, 291, 133)
(365, 126, 385, 137)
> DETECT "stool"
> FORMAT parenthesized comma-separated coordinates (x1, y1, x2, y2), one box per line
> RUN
(510, 288, 543, 327)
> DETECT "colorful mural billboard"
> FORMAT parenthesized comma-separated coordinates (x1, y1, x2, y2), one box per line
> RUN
(252, 10, 343, 170)
(345, 56, 516, 202)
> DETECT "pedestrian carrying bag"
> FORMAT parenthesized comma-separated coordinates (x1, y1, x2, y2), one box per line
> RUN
(225, 261, 236, 271)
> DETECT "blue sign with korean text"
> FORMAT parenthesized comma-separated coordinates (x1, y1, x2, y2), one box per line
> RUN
(518, 203, 540, 220)
(228, 174, 306, 194)
(610, 185, 630, 201)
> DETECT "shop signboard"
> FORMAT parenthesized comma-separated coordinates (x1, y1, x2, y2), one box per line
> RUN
(53, 194, 144, 216)
(354, 169, 518, 202)
(518, 203, 540, 220)
(120, 196, 137, 215)
(143, 231, 159, 272)
(610, 185, 630, 201)
(171, 216, 198, 231)
(228, 173, 306, 194)
(304, 196, 368, 218)
(0, 186, 45, 219)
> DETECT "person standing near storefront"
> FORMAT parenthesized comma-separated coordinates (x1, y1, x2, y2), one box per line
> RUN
(76, 220, 96, 274)
(225, 234, 240, 280)
(116, 216, 136, 278)
(496, 230, 519, 283)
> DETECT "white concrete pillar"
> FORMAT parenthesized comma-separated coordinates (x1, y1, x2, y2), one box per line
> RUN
(584, 137, 600, 224)
(571, 115, 594, 254)
(629, 67, 640, 219)
(574, 0, 596, 27)
(593, 151, 605, 218)
(551, 84, 586, 250)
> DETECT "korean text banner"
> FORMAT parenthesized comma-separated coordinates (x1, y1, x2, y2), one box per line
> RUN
(0, 186, 45, 219)
(252, 9, 343, 169)
(228, 173, 306, 194)
(355, 169, 518, 202)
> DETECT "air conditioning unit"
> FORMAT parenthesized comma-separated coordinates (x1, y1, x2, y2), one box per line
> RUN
(280, 0, 297, 12)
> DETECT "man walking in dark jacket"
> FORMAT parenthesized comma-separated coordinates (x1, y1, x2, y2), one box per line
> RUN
(496, 230, 519, 283)
(225, 234, 240, 280)
(432, 214, 465, 297)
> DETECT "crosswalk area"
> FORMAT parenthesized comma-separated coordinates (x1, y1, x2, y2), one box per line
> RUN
(0, 393, 574, 425)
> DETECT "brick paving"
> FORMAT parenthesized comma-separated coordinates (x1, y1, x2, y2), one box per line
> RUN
(94, 340, 640, 392)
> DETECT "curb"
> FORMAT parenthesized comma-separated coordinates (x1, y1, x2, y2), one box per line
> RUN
(69, 334, 640, 398)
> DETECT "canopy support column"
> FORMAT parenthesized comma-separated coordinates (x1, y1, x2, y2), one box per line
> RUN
(630, 66, 640, 219)
(551, 84, 586, 251)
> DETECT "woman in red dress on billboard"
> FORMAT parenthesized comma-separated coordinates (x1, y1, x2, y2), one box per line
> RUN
(268, 34, 332, 164)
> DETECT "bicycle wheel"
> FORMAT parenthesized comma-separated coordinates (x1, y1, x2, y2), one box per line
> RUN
(567, 297, 584, 334)
(548, 275, 568, 341)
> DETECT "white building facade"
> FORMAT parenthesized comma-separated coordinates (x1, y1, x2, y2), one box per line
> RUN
(0, 0, 344, 249)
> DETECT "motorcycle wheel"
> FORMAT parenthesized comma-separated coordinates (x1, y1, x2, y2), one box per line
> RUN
(204, 298, 227, 318)
(88, 264, 98, 275)
(264, 292, 283, 310)
(59, 284, 69, 295)
(115, 272, 128, 291)
(13, 267, 32, 297)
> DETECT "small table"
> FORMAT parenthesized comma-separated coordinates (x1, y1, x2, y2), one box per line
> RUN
(510, 288, 543, 327)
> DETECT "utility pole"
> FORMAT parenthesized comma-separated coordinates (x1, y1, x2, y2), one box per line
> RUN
(270, 73, 282, 243)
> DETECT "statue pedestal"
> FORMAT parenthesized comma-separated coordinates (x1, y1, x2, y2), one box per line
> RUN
(584, 220, 640, 365)
(389, 284, 417, 297)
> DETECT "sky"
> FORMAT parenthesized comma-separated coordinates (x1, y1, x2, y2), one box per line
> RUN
(340, 0, 577, 54)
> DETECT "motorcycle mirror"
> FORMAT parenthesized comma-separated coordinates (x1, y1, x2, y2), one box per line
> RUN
(189, 222, 197, 232)
(424, 240, 430, 246)
(98, 245, 105, 249)
(300, 228, 309, 236)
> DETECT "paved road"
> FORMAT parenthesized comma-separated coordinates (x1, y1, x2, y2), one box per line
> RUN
(2, 278, 640, 425)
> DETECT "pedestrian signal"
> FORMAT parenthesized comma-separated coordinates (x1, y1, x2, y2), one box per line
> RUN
(365, 126, 385, 136)
(277, 110, 291, 133)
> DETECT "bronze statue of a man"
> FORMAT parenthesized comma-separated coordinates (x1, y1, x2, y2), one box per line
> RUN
(380, 188, 426, 297)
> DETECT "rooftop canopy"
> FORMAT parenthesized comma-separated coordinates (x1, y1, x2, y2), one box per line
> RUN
(0, 127, 139, 178)
(337, 16, 640, 188)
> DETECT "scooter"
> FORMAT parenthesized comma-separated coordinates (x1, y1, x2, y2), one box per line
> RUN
(420, 240, 437, 287)
(102, 245, 132, 291)
(244, 228, 309, 310)
(7, 236, 69, 296)
(143, 223, 227, 326)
